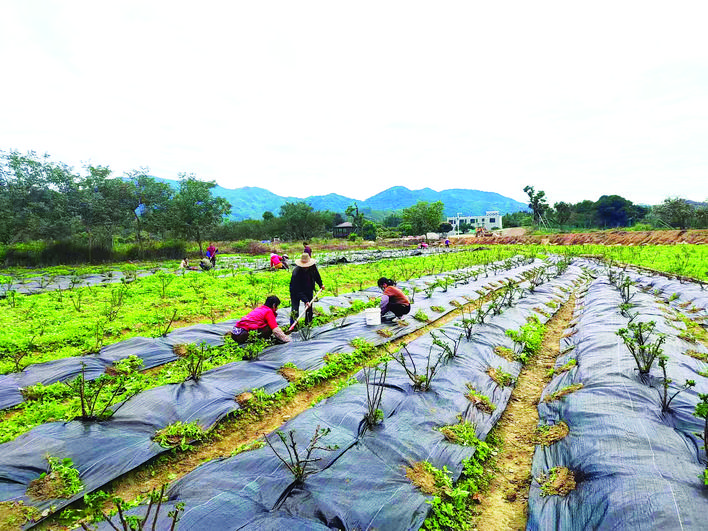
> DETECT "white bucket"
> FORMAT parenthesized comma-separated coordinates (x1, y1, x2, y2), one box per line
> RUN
(364, 308, 381, 326)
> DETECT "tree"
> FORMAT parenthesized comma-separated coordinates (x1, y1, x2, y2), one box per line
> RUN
(362, 221, 377, 241)
(279, 202, 326, 240)
(595, 195, 639, 227)
(345, 203, 365, 235)
(458, 221, 471, 234)
(122, 170, 174, 251)
(382, 213, 402, 228)
(438, 222, 453, 233)
(523, 185, 549, 224)
(401, 201, 445, 239)
(554, 201, 572, 227)
(653, 198, 695, 229)
(171, 174, 231, 254)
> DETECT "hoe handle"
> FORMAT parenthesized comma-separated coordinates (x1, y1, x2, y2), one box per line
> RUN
(287, 288, 324, 333)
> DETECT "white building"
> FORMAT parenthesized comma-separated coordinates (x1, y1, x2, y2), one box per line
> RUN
(447, 211, 502, 232)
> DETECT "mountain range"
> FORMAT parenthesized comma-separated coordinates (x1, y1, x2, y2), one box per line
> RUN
(156, 178, 528, 221)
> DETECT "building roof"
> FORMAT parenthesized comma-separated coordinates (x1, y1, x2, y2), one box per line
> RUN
(335, 222, 353, 227)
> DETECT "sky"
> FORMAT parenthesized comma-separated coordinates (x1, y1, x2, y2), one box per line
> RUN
(1, 1, 707, 206)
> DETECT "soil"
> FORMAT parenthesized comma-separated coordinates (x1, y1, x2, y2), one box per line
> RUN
(537, 467, 576, 497)
(406, 462, 441, 496)
(474, 293, 578, 531)
(457, 228, 708, 246)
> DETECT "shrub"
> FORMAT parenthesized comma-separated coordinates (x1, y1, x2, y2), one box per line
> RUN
(616, 321, 666, 374)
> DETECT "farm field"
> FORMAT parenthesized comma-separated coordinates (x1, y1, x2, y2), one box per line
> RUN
(0, 244, 707, 530)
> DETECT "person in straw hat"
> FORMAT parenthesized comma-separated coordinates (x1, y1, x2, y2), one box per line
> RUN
(289, 252, 324, 326)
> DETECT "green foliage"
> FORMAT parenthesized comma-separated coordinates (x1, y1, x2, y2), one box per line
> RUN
(421, 436, 494, 531)
(362, 362, 387, 430)
(153, 420, 208, 451)
(391, 342, 445, 392)
(657, 355, 695, 413)
(439, 420, 478, 446)
(413, 309, 430, 322)
(506, 315, 545, 364)
(30, 455, 84, 499)
(401, 201, 445, 237)
(81, 484, 184, 531)
(264, 425, 339, 484)
(693, 393, 708, 484)
(616, 320, 667, 374)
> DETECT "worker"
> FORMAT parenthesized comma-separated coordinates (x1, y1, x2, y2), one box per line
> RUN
(377, 277, 411, 321)
(231, 295, 291, 344)
(206, 243, 218, 267)
(270, 252, 289, 270)
(303, 241, 312, 257)
(290, 253, 324, 326)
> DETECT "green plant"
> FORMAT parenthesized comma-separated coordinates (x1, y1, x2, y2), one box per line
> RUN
(465, 384, 495, 413)
(543, 383, 584, 402)
(27, 455, 83, 500)
(488, 366, 514, 388)
(439, 420, 478, 446)
(180, 342, 211, 381)
(362, 362, 387, 430)
(694, 393, 708, 485)
(506, 315, 545, 364)
(154, 421, 208, 451)
(413, 309, 429, 322)
(430, 330, 463, 361)
(536, 466, 576, 497)
(80, 484, 185, 531)
(616, 320, 667, 374)
(264, 425, 339, 484)
(391, 343, 445, 392)
(64, 363, 136, 421)
(657, 355, 695, 413)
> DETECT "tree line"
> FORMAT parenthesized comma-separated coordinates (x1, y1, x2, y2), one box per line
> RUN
(506, 186, 708, 231)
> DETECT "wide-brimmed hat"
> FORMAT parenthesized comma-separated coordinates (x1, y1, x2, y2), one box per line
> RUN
(295, 253, 316, 267)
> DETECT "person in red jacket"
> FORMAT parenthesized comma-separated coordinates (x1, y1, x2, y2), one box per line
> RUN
(377, 277, 411, 320)
(231, 295, 291, 344)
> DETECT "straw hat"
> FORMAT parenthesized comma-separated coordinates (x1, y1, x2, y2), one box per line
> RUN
(295, 252, 316, 267)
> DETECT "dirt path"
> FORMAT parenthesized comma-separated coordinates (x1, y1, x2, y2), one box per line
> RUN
(474, 294, 577, 530)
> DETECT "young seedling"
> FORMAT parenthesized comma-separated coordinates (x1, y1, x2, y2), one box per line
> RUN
(264, 425, 339, 484)
(154, 421, 208, 451)
(616, 320, 667, 375)
(80, 484, 185, 531)
(180, 343, 211, 381)
(63, 363, 136, 421)
(391, 343, 445, 392)
(27, 455, 83, 500)
(362, 362, 387, 431)
(656, 355, 695, 413)
(430, 330, 463, 361)
(694, 393, 708, 485)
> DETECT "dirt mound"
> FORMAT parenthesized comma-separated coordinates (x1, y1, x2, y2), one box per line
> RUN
(458, 229, 708, 246)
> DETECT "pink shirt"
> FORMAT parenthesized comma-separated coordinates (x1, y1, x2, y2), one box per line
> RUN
(235, 305, 278, 331)
(270, 254, 282, 267)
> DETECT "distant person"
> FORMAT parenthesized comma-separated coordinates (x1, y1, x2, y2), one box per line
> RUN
(303, 241, 312, 257)
(206, 243, 218, 266)
(445, 238, 450, 248)
(179, 257, 198, 271)
(270, 252, 288, 270)
(290, 253, 324, 326)
(199, 258, 212, 271)
(419, 242, 429, 249)
(231, 295, 291, 344)
(377, 277, 411, 321)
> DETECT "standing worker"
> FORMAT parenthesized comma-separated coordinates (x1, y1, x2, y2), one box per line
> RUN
(290, 253, 324, 326)
(303, 241, 312, 257)
(206, 243, 218, 267)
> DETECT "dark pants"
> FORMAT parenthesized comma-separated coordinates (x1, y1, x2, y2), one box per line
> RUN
(290, 292, 314, 325)
(231, 327, 272, 344)
(384, 303, 411, 318)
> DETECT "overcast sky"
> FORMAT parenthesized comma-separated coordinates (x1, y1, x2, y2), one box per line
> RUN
(1, 1, 707, 206)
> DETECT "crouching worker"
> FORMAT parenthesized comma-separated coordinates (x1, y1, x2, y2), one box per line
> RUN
(378, 277, 411, 321)
(231, 295, 291, 344)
